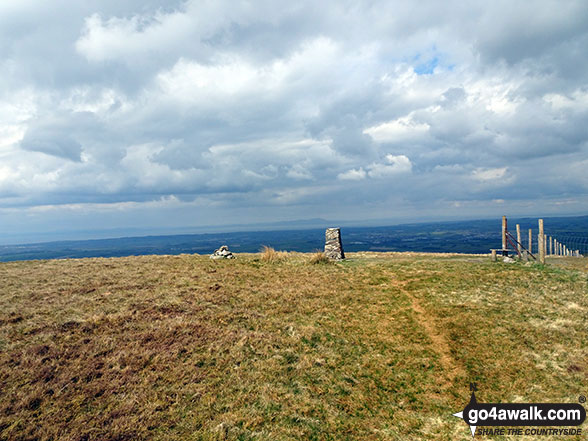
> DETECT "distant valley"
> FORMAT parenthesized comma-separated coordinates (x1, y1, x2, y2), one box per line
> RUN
(1, 215, 587, 262)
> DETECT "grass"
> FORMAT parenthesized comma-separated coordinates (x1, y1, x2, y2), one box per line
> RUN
(0, 253, 586, 440)
(308, 251, 330, 265)
(259, 246, 289, 263)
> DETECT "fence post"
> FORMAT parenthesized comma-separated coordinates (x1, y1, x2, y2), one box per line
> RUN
(554, 239, 557, 256)
(516, 224, 522, 258)
(549, 236, 553, 256)
(528, 229, 532, 255)
(538, 219, 545, 264)
(491, 249, 497, 262)
(502, 216, 507, 256)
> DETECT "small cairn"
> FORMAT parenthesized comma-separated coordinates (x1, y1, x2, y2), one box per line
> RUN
(324, 228, 345, 260)
(210, 245, 235, 260)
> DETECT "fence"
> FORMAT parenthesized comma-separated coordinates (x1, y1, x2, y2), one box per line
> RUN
(547, 235, 588, 256)
(494, 216, 585, 263)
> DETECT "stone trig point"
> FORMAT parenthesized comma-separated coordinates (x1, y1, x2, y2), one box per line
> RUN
(324, 228, 345, 260)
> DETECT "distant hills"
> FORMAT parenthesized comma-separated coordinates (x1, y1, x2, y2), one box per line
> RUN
(0, 215, 586, 262)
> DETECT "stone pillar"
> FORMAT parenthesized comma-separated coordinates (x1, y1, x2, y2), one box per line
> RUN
(324, 228, 345, 260)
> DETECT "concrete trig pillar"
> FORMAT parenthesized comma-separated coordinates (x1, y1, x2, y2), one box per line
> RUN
(324, 228, 345, 260)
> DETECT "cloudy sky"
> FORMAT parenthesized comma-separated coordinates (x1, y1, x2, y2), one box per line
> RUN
(1, 1, 587, 242)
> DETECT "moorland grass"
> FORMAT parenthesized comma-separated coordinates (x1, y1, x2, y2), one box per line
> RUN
(0, 253, 586, 440)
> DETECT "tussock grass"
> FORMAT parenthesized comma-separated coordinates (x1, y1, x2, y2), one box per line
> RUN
(259, 245, 289, 263)
(0, 253, 586, 440)
(308, 251, 330, 265)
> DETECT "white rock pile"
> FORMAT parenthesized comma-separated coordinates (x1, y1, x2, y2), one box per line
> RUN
(210, 245, 235, 260)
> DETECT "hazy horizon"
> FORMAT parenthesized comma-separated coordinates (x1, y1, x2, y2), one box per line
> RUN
(2, 212, 587, 246)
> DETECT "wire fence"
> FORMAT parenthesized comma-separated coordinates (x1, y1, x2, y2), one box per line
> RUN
(548, 235, 588, 256)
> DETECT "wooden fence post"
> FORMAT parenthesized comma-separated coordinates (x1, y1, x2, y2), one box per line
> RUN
(516, 224, 521, 258)
(538, 219, 545, 264)
(549, 236, 553, 256)
(528, 229, 532, 255)
(491, 249, 497, 262)
(502, 216, 507, 256)
(553, 239, 557, 256)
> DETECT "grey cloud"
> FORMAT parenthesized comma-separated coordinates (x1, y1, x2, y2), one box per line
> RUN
(18, 112, 98, 161)
(20, 133, 82, 162)
(473, 1, 588, 66)
(1, 0, 588, 236)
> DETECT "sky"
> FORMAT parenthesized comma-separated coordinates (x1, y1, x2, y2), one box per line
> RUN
(1, 1, 587, 243)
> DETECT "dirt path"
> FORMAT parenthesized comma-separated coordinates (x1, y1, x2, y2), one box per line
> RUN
(394, 280, 465, 387)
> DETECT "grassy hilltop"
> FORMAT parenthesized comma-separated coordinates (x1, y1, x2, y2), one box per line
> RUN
(0, 253, 587, 440)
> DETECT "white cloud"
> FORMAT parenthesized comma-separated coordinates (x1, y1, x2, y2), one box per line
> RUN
(367, 155, 412, 178)
(338, 168, 366, 180)
(1, 0, 588, 237)
(156, 36, 340, 104)
(471, 167, 507, 181)
(364, 115, 430, 143)
(76, 11, 194, 62)
(338, 155, 412, 180)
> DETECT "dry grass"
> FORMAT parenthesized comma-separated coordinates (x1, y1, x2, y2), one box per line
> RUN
(259, 246, 289, 263)
(308, 251, 330, 265)
(0, 253, 586, 440)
